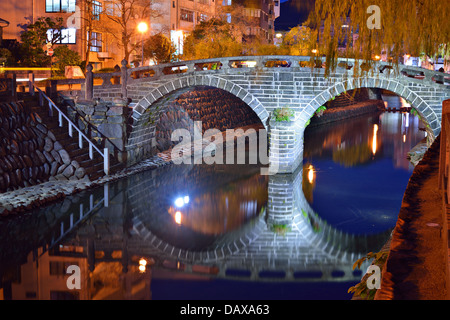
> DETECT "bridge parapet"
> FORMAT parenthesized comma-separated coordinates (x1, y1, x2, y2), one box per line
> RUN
(35, 56, 450, 171)
(123, 55, 450, 89)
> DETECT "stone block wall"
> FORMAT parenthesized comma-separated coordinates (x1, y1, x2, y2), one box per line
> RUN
(324, 88, 371, 109)
(154, 87, 262, 152)
(268, 117, 304, 174)
(266, 167, 302, 227)
(0, 101, 83, 193)
(66, 98, 130, 153)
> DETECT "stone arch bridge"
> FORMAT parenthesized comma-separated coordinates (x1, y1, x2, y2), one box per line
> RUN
(90, 55, 450, 173)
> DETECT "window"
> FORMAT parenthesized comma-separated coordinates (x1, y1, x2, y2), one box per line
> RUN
(222, 0, 232, 5)
(49, 261, 78, 276)
(47, 28, 77, 44)
(245, 8, 261, 17)
(104, 1, 122, 17)
(180, 9, 194, 22)
(50, 291, 79, 300)
(46, 0, 76, 12)
(93, 1, 102, 20)
(197, 13, 208, 22)
(88, 32, 103, 52)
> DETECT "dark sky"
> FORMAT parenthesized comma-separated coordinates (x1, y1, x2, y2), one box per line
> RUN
(275, 0, 315, 31)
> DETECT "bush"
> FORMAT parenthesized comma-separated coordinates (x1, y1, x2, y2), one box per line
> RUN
(52, 45, 82, 76)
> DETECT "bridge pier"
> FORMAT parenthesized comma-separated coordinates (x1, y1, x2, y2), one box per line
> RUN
(266, 166, 303, 229)
(267, 116, 304, 175)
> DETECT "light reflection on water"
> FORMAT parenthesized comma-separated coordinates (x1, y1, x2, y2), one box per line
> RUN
(303, 96, 427, 235)
(0, 96, 426, 300)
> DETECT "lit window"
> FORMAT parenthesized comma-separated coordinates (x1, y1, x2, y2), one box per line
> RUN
(93, 1, 102, 20)
(88, 32, 103, 52)
(46, 0, 76, 12)
(47, 28, 77, 44)
(197, 13, 208, 22)
(180, 9, 194, 22)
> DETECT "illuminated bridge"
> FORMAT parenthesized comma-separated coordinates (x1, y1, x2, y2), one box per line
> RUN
(82, 55, 450, 173)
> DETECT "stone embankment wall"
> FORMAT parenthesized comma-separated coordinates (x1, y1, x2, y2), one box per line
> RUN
(64, 98, 130, 153)
(309, 101, 385, 127)
(324, 88, 374, 110)
(0, 101, 83, 193)
(155, 87, 262, 152)
(308, 88, 385, 128)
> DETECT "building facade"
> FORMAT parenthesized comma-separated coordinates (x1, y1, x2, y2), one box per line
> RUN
(0, 0, 125, 70)
(0, 0, 280, 71)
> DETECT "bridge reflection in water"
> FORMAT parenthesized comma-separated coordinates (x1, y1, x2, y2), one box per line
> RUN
(0, 159, 391, 299)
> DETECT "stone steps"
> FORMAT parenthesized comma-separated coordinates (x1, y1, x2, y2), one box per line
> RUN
(27, 96, 123, 181)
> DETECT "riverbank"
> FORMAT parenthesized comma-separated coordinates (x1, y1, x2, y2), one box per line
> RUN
(0, 155, 172, 217)
(308, 100, 385, 128)
(374, 134, 449, 299)
(351, 135, 450, 300)
(0, 122, 263, 217)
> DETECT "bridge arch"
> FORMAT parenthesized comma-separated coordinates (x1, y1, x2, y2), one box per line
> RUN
(301, 77, 440, 137)
(126, 75, 270, 164)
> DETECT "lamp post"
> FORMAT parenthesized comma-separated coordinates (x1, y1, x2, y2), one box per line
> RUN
(137, 21, 148, 66)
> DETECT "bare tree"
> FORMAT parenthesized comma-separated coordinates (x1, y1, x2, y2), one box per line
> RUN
(98, 0, 162, 64)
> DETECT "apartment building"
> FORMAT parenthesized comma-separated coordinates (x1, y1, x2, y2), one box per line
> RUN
(0, 0, 126, 70)
(0, 0, 279, 69)
(228, 0, 280, 44)
(150, 0, 218, 56)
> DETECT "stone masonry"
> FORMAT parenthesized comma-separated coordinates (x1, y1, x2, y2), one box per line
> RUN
(89, 56, 450, 172)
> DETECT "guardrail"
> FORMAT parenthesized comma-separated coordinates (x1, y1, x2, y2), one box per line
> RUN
(33, 56, 449, 102)
(43, 183, 109, 254)
(124, 55, 450, 86)
(31, 82, 110, 175)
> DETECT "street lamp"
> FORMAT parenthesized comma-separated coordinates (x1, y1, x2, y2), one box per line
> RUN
(137, 21, 148, 66)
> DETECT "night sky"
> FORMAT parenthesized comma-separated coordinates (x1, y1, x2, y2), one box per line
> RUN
(275, 0, 316, 31)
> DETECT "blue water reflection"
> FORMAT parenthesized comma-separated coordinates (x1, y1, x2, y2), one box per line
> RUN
(303, 100, 426, 235)
(0, 97, 425, 300)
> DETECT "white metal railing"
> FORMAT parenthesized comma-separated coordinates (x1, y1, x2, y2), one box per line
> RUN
(31, 83, 109, 175)
(44, 183, 109, 253)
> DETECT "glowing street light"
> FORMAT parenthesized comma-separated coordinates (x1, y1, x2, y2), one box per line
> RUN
(139, 258, 147, 273)
(137, 21, 148, 66)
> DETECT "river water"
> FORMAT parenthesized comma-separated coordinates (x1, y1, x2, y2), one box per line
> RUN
(0, 96, 427, 300)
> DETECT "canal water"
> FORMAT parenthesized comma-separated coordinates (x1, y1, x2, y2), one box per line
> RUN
(0, 96, 427, 300)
